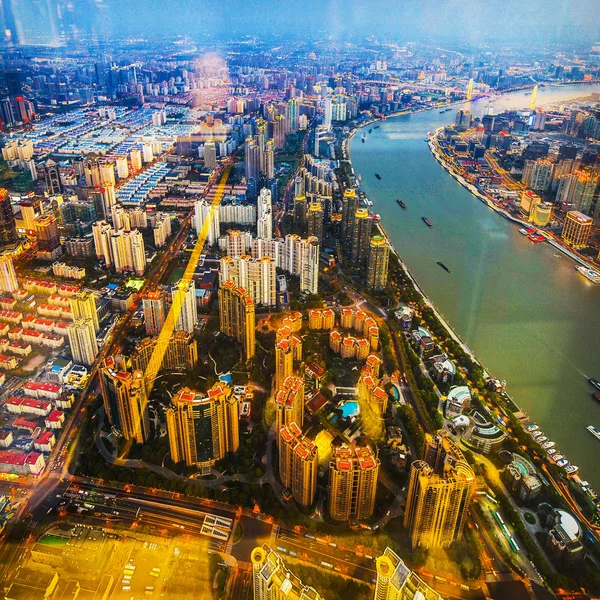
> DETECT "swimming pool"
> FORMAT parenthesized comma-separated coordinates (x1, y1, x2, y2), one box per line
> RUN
(339, 400, 360, 419)
(390, 385, 399, 401)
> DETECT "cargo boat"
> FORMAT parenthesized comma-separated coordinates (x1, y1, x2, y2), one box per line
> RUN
(437, 262, 451, 273)
(396, 199, 407, 209)
(375, 173, 381, 180)
(422, 217, 434, 228)
(589, 378, 600, 390)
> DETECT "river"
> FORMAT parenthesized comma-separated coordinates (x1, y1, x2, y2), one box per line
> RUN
(350, 83, 600, 491)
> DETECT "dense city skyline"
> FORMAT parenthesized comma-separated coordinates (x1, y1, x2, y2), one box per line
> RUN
(0, 2, 599, 598)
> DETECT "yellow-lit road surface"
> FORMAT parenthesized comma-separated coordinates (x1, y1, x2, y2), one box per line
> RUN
(131, 165, 232, 441)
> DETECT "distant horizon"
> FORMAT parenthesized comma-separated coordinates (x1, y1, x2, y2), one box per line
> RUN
(1, 0, 599, 48)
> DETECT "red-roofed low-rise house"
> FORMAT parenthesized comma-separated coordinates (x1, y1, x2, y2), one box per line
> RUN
(21, 329, 43, 345)
(34, 431, 56, 453)
(8, 340, 32, 356)
(0, 323, 9, 337)
(20, 398, 52, 416)
(0, 355, 18, 369)
(0, 338, 8, 353)
(57, 284, 79, 297)
(41, 333, 64, 349)
(5, 397, 23, 414)
(24, 381, 62, 400)
(44, 410, 64, 429)
(7, 327, 22, 340)
(0, 310, 22, 325)
(12, 417, 38, 432)
(0, 429, 13, 448)
(53, 322, 69, 336)
(0, 450, 45, 475)
(0, 297, 17, 311)
(48, 294, 70, 308)
(37, 304, 62, 318)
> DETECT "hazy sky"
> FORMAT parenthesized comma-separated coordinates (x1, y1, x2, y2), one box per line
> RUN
(3, 0, 600, 46)
(95, 0, 600, 44)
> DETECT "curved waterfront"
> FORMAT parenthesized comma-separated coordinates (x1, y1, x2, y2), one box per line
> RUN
(350, 84, 600, 490)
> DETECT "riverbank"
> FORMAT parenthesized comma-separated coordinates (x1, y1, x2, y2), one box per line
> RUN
(428, 127, 599, 272)
(343, 88, 600, 539)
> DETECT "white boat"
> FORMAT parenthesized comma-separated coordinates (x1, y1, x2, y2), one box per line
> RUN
(527, 424, 539, 432)
(565, 465, 579, 475)
(537, 436, 548, 443)
(587, 425, 600, 440)
(547, 448, 556, 455)
(519, 228, 529, 235)
(550, 454, 563, 462)
(542, 441, 555, 449)
(576, 266, 600, 285)
(533, 431, 544, 439)
(557, 459, 569, 468)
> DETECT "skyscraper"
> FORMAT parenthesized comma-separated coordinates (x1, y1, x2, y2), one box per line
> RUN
(274, 339, 294, 393)
(374, 547, 443, 600)
(218, 280, 256, 361)
(351, 208, 372, 265)
(323, 96, 332, 129)
(69, 290, 99, 333)
(193, 199, 220, 246)
(264, 140, 275, 180)
(166, 383, 239, 468)
(99, 355, 150, 444)
(307, 201, 324, 243)
(404, 433, 475, 549)
(293, 194, 307, 229)
(257, 187, 272, 240)
(562, 210, 593, 249)
(279, 422, 318, 507)
(328, 444, 379, 522)
(245, 136, 260, 185)
(172, 279, 198, 334)
(251, 545, 323, 600)
(341, 188, 359, 244)
(0, 255, 18, 293)
(142, 290, 166, 335)
(67, 317, 99, 366)
(367, 235, 390, 289)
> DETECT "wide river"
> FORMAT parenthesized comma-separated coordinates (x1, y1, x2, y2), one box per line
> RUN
(351, 83, 600, 490)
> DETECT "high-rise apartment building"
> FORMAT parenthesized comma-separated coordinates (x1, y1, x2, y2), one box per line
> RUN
(0, 255, 18, 293)
(274, 375, 305, 439)
(328, 443, 379, 522)
(218, 280, 256, 361)
(404, 433, 475, 549)
(307, 201, 324, 243)
(293, 194, 307, 229)
(34, 214, 62, 260)
(556, 170, 599, 215)
(251, 544, 323, 600)
(67, 317, 99, 366)
(351, 208, 372, 265)
(341, 188, 359, 243)
(367, 235, 390, 290)
(142, 290, 166, 335)
(219, 255, 276, 307)
(264, 140, 275, 179)
(245, 136, 260, 185)
(374, 547, 443, 600)
(279, 422, 318, 507)
(194, 199, 220, 246)
(257, 187, 272, 240)
(522, 159, 554, 192)
(109, 229, 146, 275)
(99, 355, 150, 444)
(166, 383, 239, 468)
(92, 220, 114, 264)
(69, 290, 99, 333)
(562, 210, 593, 248)
(132, 331, 198, 380)
(204, 140, 217, 169)
(282, 234, 319, 295)
(172, 279, 198, 334)
(275, 339, 294, 393)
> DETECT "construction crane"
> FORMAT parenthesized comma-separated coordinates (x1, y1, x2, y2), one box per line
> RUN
(466, 78, 474, 101)
(529, 85, 538, 111)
